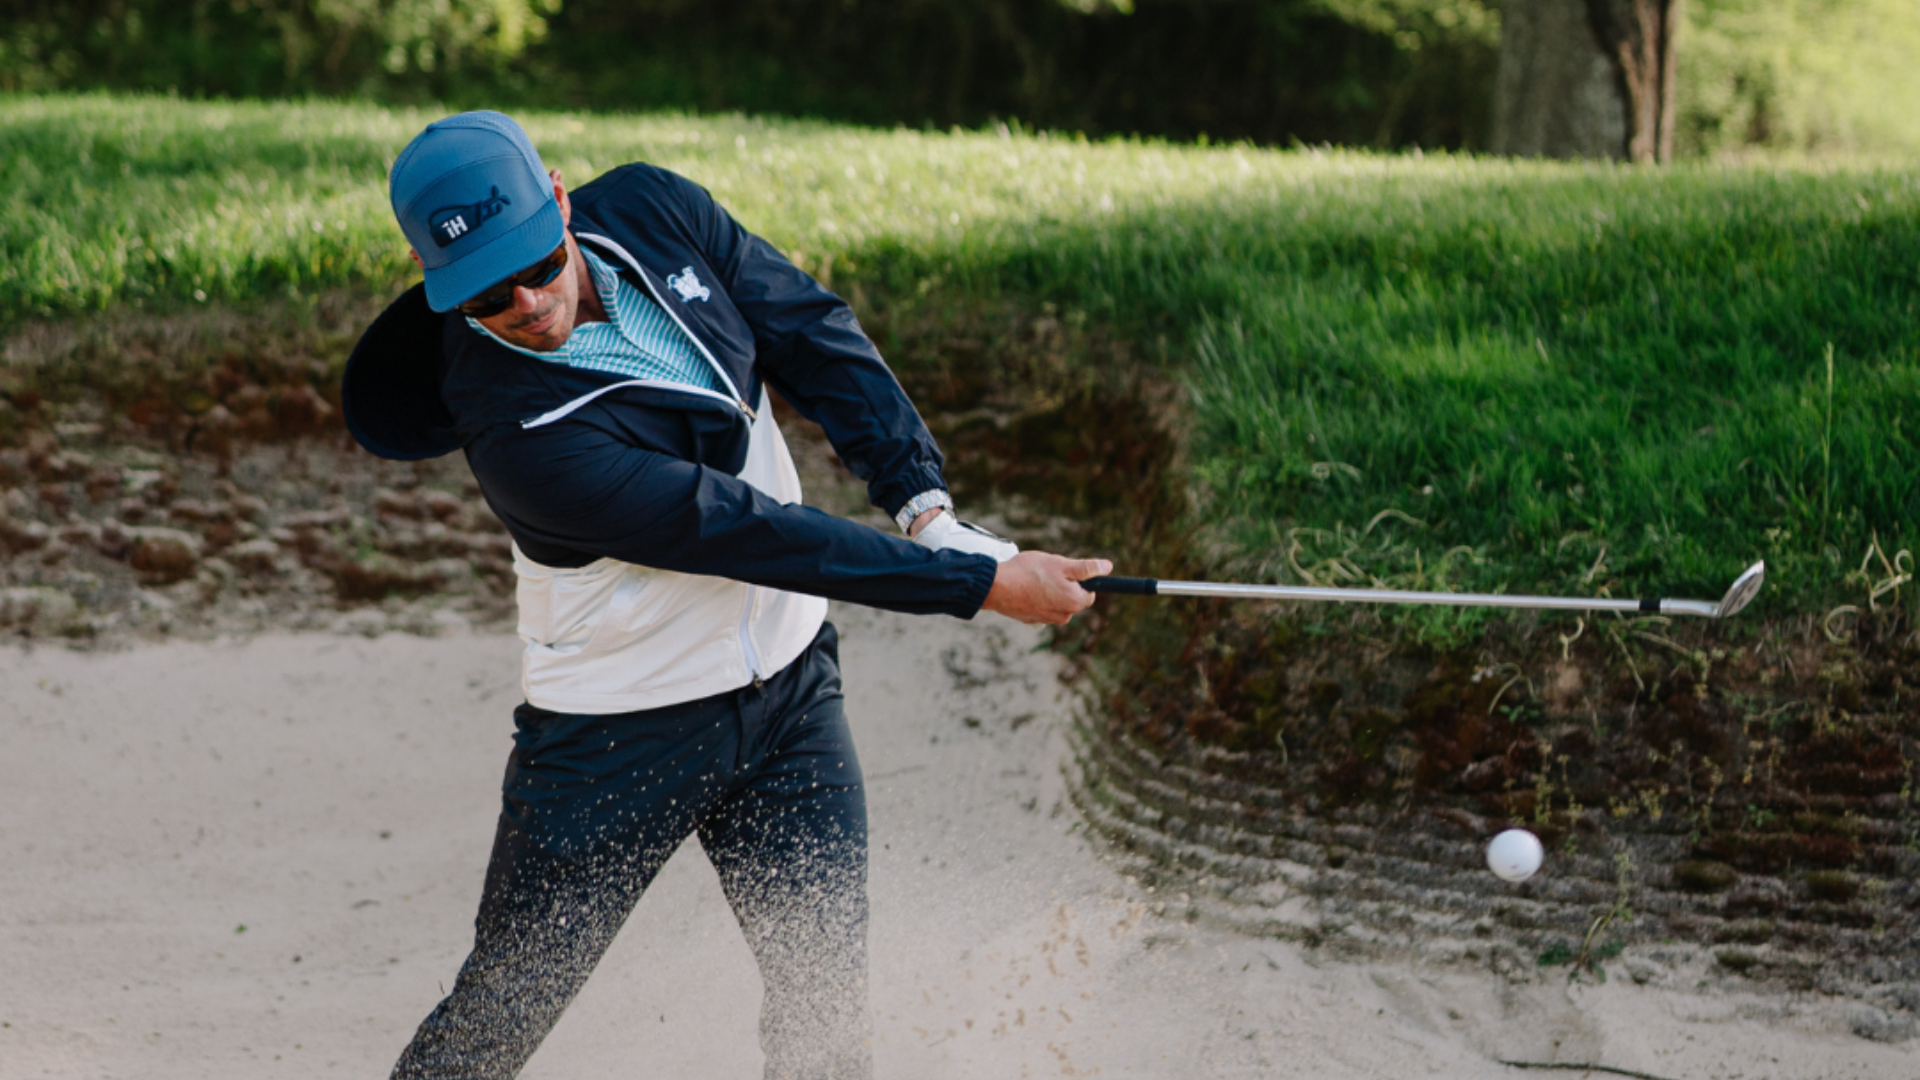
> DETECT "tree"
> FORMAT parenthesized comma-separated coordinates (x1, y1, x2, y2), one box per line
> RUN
(1493, 0, 1682, 163)
(0, 0, 561, 97)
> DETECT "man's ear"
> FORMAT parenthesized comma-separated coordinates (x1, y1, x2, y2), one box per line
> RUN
(408, 249, 424, 269)
(550, 169, 571, 226)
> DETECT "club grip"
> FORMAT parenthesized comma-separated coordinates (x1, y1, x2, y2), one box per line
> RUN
(1082, 576, 1158, 596)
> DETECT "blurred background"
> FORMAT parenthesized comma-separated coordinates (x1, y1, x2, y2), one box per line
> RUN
(5, 0, 1918, 161)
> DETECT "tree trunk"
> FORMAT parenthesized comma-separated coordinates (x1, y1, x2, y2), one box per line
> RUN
(1586, 0, 1683, 163)
(1493, 0, 1681, 163)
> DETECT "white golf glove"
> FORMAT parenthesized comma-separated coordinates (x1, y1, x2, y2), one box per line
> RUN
(912, 511, 1019, 563)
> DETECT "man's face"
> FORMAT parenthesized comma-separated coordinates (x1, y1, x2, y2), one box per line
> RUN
(411, 169, 589, 353)
(471, 232, 585, 353)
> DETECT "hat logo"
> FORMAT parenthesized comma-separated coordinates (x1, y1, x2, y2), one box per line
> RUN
(428, 186, 512, 248)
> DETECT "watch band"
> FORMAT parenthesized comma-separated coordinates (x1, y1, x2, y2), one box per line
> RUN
(894, 489, 954, 533)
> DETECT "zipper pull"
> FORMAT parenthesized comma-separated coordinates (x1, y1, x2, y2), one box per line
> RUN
(738, 398, 757, 420)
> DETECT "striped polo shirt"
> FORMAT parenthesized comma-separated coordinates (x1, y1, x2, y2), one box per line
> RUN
(468, 245, 723, 394)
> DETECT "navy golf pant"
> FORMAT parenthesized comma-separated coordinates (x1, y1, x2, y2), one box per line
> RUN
(392, 623, 869, 1080)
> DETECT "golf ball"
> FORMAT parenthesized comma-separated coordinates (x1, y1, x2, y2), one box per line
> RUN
(1486, 829, 1544, 882)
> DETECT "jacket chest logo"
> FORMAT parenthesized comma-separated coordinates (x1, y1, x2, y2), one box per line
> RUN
(667, 266, 712, 303)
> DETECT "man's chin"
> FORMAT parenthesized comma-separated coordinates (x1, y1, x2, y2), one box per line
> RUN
(503, 318, 571, 352)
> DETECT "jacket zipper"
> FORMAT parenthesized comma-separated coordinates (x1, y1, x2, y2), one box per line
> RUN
(569, 231, 770, 688)
(738, 585, 766, 685)
(519, 377, 742, 429)
(575, 231, 756, 420)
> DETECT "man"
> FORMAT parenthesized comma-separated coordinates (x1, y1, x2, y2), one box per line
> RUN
(341, 110, 1108, 1079)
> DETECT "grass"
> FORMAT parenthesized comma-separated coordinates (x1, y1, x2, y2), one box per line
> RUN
(1173, 164, 1920, 621)
(5, 92, 1917, 626)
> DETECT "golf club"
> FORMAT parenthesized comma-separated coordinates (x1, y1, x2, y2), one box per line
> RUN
(1084, 560, 1766, 620)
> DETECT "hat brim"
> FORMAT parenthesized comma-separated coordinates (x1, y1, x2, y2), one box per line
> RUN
(421, 200, 566, 313)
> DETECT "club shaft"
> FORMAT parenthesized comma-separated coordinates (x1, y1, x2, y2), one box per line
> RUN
(1085, 577, 1720, 618)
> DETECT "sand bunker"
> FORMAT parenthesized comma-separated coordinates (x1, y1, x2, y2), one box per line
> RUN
(2, 606, 1913, 1078)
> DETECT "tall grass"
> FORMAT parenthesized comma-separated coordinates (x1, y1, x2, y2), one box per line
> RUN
(1160, 162, 1920, 613)
(1, 97, 413, 314)
(5, 93, 1915, 618)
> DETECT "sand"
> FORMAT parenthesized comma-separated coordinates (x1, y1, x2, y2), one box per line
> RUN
(2, 604, 1912, 1079)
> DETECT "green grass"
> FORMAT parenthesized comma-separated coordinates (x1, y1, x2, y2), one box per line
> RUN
(5, 92, 1917, 623)
(1169, 164, 1920, 619)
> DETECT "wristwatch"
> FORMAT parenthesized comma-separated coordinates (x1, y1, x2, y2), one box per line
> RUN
(894, 489, 954, 533)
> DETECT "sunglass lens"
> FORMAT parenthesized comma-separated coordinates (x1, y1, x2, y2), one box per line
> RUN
(457, 245, 567, 317)
(460, 289, 512, 318)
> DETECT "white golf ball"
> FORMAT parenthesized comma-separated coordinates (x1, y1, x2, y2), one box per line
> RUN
(1486, 829, 1544, 882)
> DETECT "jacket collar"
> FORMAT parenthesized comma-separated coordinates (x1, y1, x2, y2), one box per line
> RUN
(341, 257, 631, 462)
(344, 196, 754, 461)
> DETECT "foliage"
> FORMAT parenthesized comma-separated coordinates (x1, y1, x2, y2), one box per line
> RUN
(4, 94, 1916, 622)
(0, 0, 561, 99)
(0, 0, 1499, 150)
(8, 0, 1920, 160)
(1679, 0, 1920, 159)
(1312, 0, 1499, 51)
(535, 0, 1497, 150)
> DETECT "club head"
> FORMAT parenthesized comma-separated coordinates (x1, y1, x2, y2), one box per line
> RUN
(1714, 561, 1766, 619)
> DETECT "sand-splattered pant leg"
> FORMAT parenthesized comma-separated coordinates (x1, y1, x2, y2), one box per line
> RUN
(391, 623, 870, 1080)
(701, 622, 870, 1080)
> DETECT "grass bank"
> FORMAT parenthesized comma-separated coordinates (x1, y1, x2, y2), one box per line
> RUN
(5, 92, 1917, 628)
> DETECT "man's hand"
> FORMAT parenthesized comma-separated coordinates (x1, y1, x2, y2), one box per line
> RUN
(981, 552, 1112, 626)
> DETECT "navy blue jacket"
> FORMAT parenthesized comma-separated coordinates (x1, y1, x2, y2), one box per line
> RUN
(342, 163, 997, 618)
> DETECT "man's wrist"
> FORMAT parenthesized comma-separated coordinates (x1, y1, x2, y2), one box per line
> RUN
(894, 489, 953, 533)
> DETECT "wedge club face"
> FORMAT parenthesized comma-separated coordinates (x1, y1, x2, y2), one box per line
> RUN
(1713, 561, 1766, 619)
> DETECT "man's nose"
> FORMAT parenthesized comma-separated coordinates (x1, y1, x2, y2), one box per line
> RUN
(512, 285, 543, 313)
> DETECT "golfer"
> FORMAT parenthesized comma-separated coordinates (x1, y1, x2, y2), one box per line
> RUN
(341, 111, 1107, 1079)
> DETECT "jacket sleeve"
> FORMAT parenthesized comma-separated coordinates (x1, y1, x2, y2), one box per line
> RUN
(672, 174, 951, 523)
(468, 421, 998, 618)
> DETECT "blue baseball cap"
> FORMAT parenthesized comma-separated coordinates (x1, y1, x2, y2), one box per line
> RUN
(389, 111, 565, 313)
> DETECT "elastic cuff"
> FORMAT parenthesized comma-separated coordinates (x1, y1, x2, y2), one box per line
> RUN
(876, 463, 952, 523)
(952, 552, 999, 620)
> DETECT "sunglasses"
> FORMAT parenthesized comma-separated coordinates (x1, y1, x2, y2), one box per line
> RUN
(456, 243, 570, 318)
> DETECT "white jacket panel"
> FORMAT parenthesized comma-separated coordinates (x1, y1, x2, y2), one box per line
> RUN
(514, 389, 829, 713)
